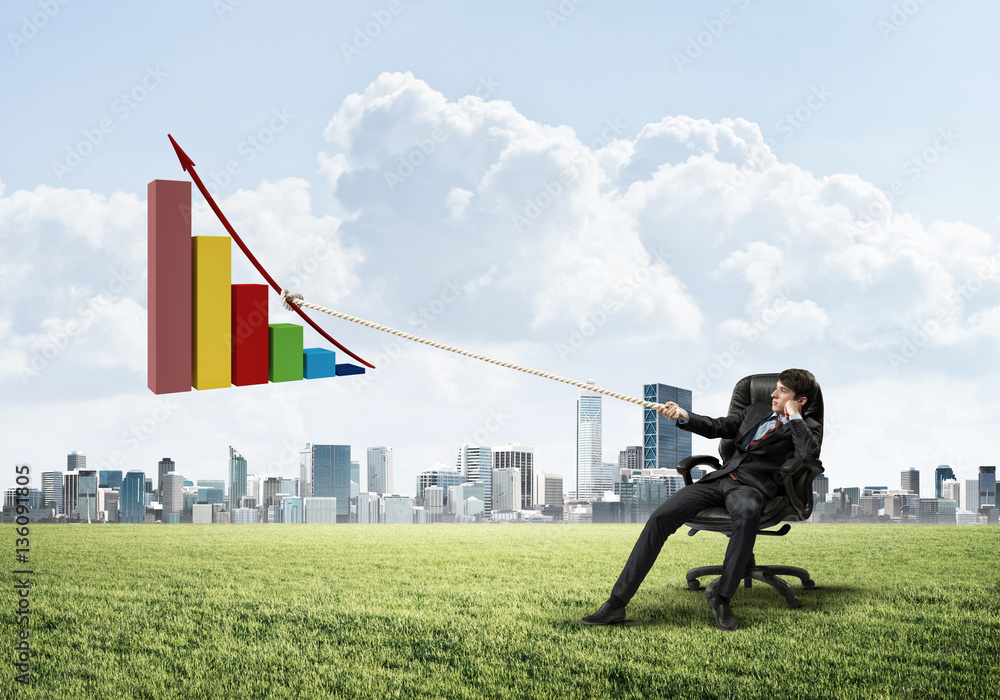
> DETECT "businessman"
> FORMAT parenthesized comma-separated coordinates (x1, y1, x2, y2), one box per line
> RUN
(582, 369, 822, 631)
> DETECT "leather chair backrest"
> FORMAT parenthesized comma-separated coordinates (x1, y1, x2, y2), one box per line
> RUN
(718, 373, 824, 463)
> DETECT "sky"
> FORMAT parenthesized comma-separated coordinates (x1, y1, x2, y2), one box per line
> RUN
(3, 0, 1000, 501)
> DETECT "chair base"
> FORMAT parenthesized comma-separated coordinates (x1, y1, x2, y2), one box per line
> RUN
(686, 564, 815, 609)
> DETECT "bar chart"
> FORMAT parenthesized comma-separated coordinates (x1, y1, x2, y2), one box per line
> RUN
(147, 179, 365, 395)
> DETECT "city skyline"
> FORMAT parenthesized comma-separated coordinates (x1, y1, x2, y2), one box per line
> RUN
(7, 444, 994, 503)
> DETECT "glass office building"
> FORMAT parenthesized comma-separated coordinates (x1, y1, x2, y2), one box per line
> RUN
(312, 445, 352, 523)
(643, 384, 692, 471)
(576, 386, 603, 502)
(120, 471, 145, 523)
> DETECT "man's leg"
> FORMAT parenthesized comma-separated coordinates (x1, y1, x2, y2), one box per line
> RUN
(716, 482, 766, 599)
(609, 481, 724, 605)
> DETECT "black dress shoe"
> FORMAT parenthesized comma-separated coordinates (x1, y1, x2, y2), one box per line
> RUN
(708, 597, 739, 631)
(581, 601, 626, 625)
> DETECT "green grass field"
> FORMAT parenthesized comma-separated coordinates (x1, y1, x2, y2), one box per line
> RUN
(2, 524, 998, 699)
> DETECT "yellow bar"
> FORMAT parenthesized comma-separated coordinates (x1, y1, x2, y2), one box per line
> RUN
(192, 236, 232, 390)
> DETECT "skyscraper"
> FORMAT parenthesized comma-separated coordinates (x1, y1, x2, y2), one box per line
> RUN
(99, 470, 123, 489)
(941, 479, 960, 504)
(900, 468, 920, 496)
(312, 445, 352, 523)
(576, 383, 603, 502)
(493, 443, 534, 510)
(618, 446, 642, 471)
(262, 477, 282, 513)
(367, 446, 394, 496)
(417, 465, 465, 505)
(158, 458, 175, 498)
(67, 450, 86, 472)
(42, 471, 64, 515)
(456, 444, 492, 518)
(965, 478, 980, 512)
(162, 472, 184, 519)
(642, 383, 692, 471)
(532, 472, 564, 519)
(813, 473, 830, 503)
(492, 467, 521, 513)
(120, 471, 145, 524)
(934, 465, 956, 499)
(979, 466, 996, 513)
(350, 460, 361, 514)
(300, 443, 313, 499)
(424, 485, 444, 523)
(77, 470, 98, 522)
(63, 471, 79, 518)
(229, 447, 247, 511)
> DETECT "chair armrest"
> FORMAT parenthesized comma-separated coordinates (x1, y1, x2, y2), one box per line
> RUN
(677, 455, 722, 486)
(779, 457, 824, 520)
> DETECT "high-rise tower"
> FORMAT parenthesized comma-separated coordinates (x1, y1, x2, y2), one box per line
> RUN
(367, 447, 394, 496)
(576, 382, 603, 502)
(642, 384, 692, 471)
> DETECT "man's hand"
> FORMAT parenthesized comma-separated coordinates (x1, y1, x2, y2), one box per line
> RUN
(782, 397, 803, 418)
(658, 402, 688, 422)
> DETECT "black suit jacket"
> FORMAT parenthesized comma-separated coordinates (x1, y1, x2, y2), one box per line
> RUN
(678, 402, 822, 499)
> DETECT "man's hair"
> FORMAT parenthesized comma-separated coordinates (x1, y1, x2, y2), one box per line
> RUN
(779, 368, 818, 406)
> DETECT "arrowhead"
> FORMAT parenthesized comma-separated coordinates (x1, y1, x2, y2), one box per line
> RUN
(167, 134, 195, 172)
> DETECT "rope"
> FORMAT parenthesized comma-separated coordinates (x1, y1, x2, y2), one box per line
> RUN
(280, 290, 666, 411)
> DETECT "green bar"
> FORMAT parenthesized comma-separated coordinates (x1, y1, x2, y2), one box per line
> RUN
(268, 323, 304, 382)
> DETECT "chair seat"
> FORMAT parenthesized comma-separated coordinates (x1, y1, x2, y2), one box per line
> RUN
(685, 496, 790, 530)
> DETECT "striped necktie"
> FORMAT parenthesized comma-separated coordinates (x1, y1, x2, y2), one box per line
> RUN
(747, 415, 784, 449)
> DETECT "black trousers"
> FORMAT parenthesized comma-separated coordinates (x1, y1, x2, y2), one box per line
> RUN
(610, 477, 766, 603)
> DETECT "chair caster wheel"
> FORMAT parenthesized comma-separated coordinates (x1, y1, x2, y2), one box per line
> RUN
(687, 579, 701, 590)
(787, 597, 801, 609)
(802, 579, 815, 590)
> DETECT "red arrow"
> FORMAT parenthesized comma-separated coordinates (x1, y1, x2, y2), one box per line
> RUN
(167, 134, 374, 369)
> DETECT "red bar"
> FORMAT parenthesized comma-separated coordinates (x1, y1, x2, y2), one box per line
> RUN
(147, 180, 192, 394)
(232, 284, 269, 386)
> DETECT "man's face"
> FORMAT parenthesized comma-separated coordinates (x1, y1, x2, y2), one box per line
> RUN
(771, 380, 806, 415)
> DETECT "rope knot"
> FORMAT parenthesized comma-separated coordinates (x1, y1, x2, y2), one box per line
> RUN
(280, 289, 304, 311)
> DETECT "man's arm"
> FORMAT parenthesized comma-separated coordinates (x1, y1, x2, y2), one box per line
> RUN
(787, 415, 822, 461)
(659, 402, 751, 440)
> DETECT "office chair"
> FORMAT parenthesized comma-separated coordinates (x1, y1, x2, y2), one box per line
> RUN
(676, 373, 825, 609)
